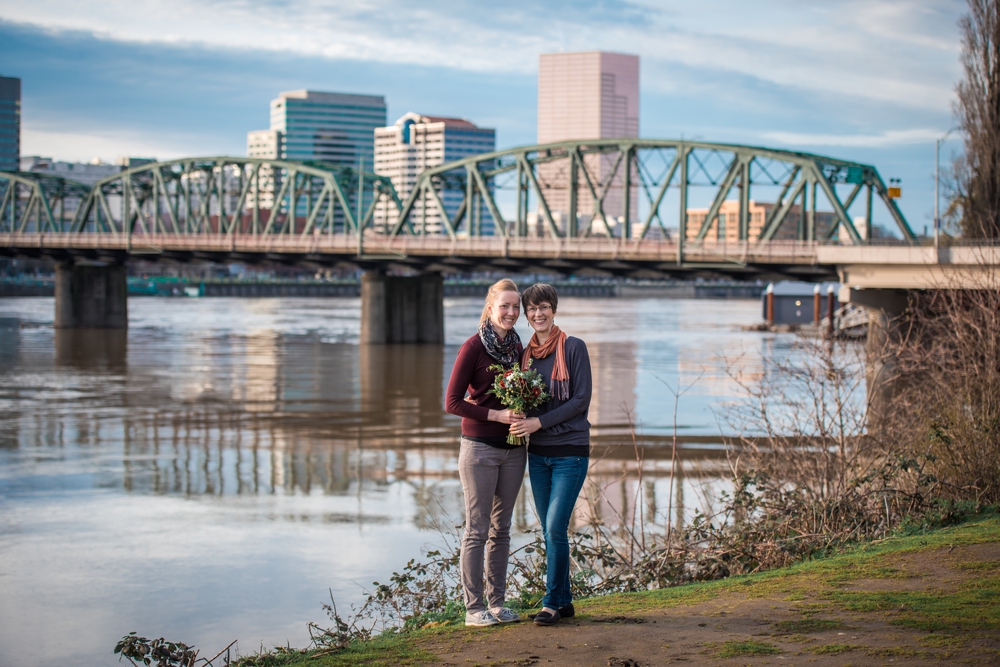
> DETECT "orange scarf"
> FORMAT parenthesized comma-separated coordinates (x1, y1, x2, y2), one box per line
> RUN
(521, 325, 570, 400)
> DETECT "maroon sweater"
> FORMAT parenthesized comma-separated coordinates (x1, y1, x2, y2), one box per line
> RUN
(445, 333, 522, 442)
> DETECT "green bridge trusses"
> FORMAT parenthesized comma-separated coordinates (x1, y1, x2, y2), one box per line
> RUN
(0, 171, 91, 233)
(0, 141, 915, 247)
(1, 157, 400, 238)
(390, 139, 915, 245)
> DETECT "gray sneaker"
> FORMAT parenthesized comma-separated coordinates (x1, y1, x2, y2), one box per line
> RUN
(489, 607, 522, 623)
(465, 609, 500, 627)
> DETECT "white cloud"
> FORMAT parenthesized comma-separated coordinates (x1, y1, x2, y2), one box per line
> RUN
(760, 128, 945, 147)
(0, 0, 962, 112)
(21, 126, 224, 163)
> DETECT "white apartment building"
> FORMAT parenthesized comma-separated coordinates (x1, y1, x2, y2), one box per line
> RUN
(247, 129, 281, 160)
(246, 129, 281, 209)
(373, 113, 496, 235)
(536, 51, 639, 236)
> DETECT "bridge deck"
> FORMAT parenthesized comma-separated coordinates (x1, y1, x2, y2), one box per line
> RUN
(5, 233, 998, 288)
(0, 233, 830, 279)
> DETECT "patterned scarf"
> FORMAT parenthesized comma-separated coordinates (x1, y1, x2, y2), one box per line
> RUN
(521, 325, 570, 401)
(478, 318, 522, 368)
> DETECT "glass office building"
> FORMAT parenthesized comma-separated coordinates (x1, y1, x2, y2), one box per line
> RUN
(0, 76, 21, 172)
(268, 90, 386, 169)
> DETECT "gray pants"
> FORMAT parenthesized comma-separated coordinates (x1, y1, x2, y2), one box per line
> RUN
(458, 438, 527, 613)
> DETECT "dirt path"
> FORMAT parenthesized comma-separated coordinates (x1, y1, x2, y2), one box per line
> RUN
(414, 536, 1000, 666)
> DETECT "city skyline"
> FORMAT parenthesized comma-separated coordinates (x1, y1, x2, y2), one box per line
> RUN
(0, 1, 964, 229)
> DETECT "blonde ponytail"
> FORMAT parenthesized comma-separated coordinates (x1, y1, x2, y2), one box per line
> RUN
(481, 278, 520, 323)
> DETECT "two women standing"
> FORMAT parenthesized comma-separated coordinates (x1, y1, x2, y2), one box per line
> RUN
(445, 279, 592, 627)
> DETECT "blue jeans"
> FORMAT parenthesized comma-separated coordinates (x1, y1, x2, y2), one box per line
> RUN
(528, 453, 588, 610)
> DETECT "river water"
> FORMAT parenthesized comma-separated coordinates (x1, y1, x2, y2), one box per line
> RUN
(0, 295, 793, 666)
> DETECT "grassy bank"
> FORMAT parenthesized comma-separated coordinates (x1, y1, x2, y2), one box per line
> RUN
(250, 510, 1000, 666)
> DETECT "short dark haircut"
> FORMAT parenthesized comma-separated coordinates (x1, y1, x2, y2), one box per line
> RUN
(521, 283, 559, 313)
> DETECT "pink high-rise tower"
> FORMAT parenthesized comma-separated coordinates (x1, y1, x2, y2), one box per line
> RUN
(536, 51, 639, 235)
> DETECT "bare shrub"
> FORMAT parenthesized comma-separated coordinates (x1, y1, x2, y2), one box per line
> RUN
(887, 288, 1000, 504)
(724, 338, 873, 501)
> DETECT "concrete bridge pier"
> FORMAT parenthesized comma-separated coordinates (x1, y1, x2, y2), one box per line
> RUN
(54, 262, 128, 329)
(841, 287, 909, 425)
(360, 272, 444, 344)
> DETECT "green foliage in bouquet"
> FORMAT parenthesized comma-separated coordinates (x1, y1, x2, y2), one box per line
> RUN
(487, 360, 550, 445)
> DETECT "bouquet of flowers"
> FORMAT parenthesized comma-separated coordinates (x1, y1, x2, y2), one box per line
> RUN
(487, 360, 550, 446)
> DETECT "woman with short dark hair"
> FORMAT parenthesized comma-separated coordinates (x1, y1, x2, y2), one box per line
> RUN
(509, 283, 592, 626)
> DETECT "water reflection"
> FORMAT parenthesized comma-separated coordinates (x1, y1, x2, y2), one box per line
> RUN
(54, 328, 128, 368)
(0, 296, 793, 667)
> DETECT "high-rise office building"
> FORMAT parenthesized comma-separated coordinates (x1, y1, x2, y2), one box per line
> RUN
(266, 90, 386, 168)
(0, 76, 21, 172)
(245, 91, 385, 218)
(373, 113, 496, 235)
(536, 52, 639, 236)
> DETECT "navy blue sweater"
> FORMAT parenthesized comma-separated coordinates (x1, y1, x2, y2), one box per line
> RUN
(525, 336, 592, 455)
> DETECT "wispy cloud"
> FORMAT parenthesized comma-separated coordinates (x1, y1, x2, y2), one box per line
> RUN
(761, 128, 947, 148)
(0, 0, 961, 112)
(0, 0, 963, 226)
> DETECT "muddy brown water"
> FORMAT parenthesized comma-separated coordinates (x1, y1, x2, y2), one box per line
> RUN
(0, 295, 805, 667)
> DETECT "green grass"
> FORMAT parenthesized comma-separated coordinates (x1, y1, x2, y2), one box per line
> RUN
(717, 640, 781, 657)
(828, 574, 1000, 633)
(956, 559, 1000, 572)
(254, 634, 440, 667)
(808, 643, 857, 655)
(774, 618, 843, 633)
(241, 511, 1000, 666)
(918, 633, 963, 648)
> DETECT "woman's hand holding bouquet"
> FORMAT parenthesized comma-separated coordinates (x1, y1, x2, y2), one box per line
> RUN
(487, 360, 549, 445)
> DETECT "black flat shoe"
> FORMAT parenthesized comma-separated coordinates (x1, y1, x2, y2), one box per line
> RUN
(533, 609, 561, 626)
(529, 603, 574, 620)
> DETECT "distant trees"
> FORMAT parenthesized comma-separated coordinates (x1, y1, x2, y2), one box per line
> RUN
(955, 0, 1000, 238)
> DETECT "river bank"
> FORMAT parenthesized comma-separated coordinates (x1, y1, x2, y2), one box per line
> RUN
(260, 512, 1000, 666)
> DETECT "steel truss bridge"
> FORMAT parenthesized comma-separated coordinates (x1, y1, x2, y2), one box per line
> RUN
(0, 140, 916, 279)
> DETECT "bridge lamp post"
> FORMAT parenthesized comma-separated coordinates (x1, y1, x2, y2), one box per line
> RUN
(935, 127, 960, 251)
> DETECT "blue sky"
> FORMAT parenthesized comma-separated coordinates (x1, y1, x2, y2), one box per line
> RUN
(0, 0, 965, 231)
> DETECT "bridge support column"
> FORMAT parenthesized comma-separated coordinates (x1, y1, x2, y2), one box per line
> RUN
(54, 262, 128, 329)
(360, 272, 444, 344)
(841, 287, 909, 425)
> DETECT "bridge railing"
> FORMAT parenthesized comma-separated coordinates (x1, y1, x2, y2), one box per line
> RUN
(0, 231, 822, 265)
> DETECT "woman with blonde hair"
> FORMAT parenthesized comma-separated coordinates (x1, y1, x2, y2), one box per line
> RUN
(445, 278, 527, 627)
